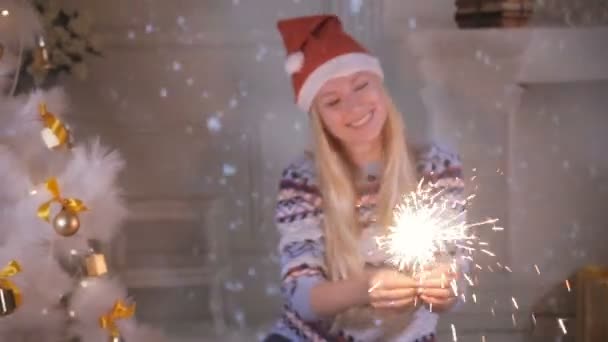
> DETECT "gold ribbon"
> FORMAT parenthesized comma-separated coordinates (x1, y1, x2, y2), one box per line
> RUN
(39, 102, 70, 148)
(99, 299, 136, 337)
(37, 177, 88, 222)
(0, 260, 23, 307)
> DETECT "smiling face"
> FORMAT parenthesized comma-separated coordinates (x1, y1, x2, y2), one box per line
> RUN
(311, 71, 387, 149)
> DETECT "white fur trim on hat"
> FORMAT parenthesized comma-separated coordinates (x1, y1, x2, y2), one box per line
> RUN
(285, 51, 305, 75)
(296, 52, 383, 112)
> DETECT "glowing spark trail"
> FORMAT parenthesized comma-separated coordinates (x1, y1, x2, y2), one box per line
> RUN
(558, 318, 567, 334)
(512, 297, 519, 310)
(451, 324, 458, 341)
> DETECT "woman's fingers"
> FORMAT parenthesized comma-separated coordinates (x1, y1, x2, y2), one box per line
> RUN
(371, 296, 416, 309)
(369, 288, 418, 301)
(420, 294, 456, 305)
(368, 269, 420, 290)
(417, 275, 456, 289)
(419, 288, 455, 299)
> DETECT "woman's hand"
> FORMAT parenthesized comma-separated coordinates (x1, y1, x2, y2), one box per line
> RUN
(416, 263, 459, 311)
(365, 267, 419, 309)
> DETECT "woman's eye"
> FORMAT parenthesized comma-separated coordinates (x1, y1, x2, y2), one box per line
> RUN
(355, 82, 369, 91)
(325, 99, 340, 107)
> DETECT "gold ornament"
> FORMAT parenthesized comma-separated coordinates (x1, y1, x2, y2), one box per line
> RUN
(38, 103, 71, 149)
(0, 288, 17, 316)
(52, 208, 80, 237)
(109, 335, 124, 342)
(32, 36, 52, 73)
(0, 260, 22, 316)
(38, 178, 87, 237)
(100, 299, 135, 341)
(85, 253, 108, 277)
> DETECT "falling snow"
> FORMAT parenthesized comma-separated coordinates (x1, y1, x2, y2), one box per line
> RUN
(207, 116, 222, 132)
(160, 88, 168, 98)
(256, 45, 268, 62)
(223, 163, 237, 176)
(265, 284, 279, 296)
(350, 0, 363, 14)
(229, 96, 239, 109)
(408, 17, 417, 29)
(172, 61, 182, 71)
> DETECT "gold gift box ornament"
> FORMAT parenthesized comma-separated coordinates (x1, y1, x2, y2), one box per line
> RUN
(85, 253, 108, 277)
(0, 260, 22, 316)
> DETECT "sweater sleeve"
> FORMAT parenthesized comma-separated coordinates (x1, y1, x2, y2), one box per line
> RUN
(415, 143, 470, 311)
(275, 155, 328, 322)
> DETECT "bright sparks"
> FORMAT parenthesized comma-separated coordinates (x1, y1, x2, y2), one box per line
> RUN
(512, 297, 519, 310)
(451, 324, 458, 341)
(558, 318, 567, 334)
(376, 180, 498, 275)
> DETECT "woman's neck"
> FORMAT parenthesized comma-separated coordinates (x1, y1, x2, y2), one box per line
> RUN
(345, 140, 383, 169)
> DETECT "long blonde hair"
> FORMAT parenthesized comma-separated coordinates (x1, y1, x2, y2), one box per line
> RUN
(310, 86, 417, 281)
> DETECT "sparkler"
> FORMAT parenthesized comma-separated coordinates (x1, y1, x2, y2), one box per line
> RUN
(376, 179, 498, 276)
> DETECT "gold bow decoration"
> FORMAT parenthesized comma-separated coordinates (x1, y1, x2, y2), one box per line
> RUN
(39, 102, 71, 149)
(99, 299, 136, 337)
(37, 177, 88, 222)
(0, 260, 23, 307)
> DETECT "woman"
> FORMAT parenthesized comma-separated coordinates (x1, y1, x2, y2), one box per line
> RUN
(266, 15, 467, 342)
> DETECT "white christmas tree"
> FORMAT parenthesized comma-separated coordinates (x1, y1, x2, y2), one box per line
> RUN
(0, 1, 165, 341)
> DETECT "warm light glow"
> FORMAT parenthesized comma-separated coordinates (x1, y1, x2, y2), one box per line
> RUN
(376, 179, 498, 275)
(1, 9, 9, 16)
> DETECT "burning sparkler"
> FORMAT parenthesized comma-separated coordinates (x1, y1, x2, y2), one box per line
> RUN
(375, 179, 499, 276)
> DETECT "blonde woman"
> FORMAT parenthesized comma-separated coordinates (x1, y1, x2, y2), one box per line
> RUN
(266, 15, 467, 342)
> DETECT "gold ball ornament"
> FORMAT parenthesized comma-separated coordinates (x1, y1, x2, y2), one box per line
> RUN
(52, 208, 80, 237)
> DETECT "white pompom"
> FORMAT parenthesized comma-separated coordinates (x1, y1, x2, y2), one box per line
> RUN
(284, 51, 305, 75)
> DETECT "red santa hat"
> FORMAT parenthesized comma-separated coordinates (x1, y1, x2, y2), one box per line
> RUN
(277, 15, 384, 112)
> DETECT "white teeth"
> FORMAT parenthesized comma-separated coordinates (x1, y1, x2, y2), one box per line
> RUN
(349, 111, 373, 128)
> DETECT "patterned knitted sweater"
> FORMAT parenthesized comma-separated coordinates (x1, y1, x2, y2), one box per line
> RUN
(268, 143, 467, 342)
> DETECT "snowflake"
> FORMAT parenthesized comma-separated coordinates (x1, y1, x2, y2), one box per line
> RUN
(207, 116, 222, 132)
(172, 61, 182, 71)
(408, 17, 417, 29)
(350, 0, 363, 14)
(229, 96, 238, 109)
(223, 163, 237, 176)
(256, 45, 268, 62)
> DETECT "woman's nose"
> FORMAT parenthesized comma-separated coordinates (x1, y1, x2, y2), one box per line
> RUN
(343, 93, 366, 115)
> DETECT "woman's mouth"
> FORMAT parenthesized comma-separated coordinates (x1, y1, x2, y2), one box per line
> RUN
(347, 110, 374, 128)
